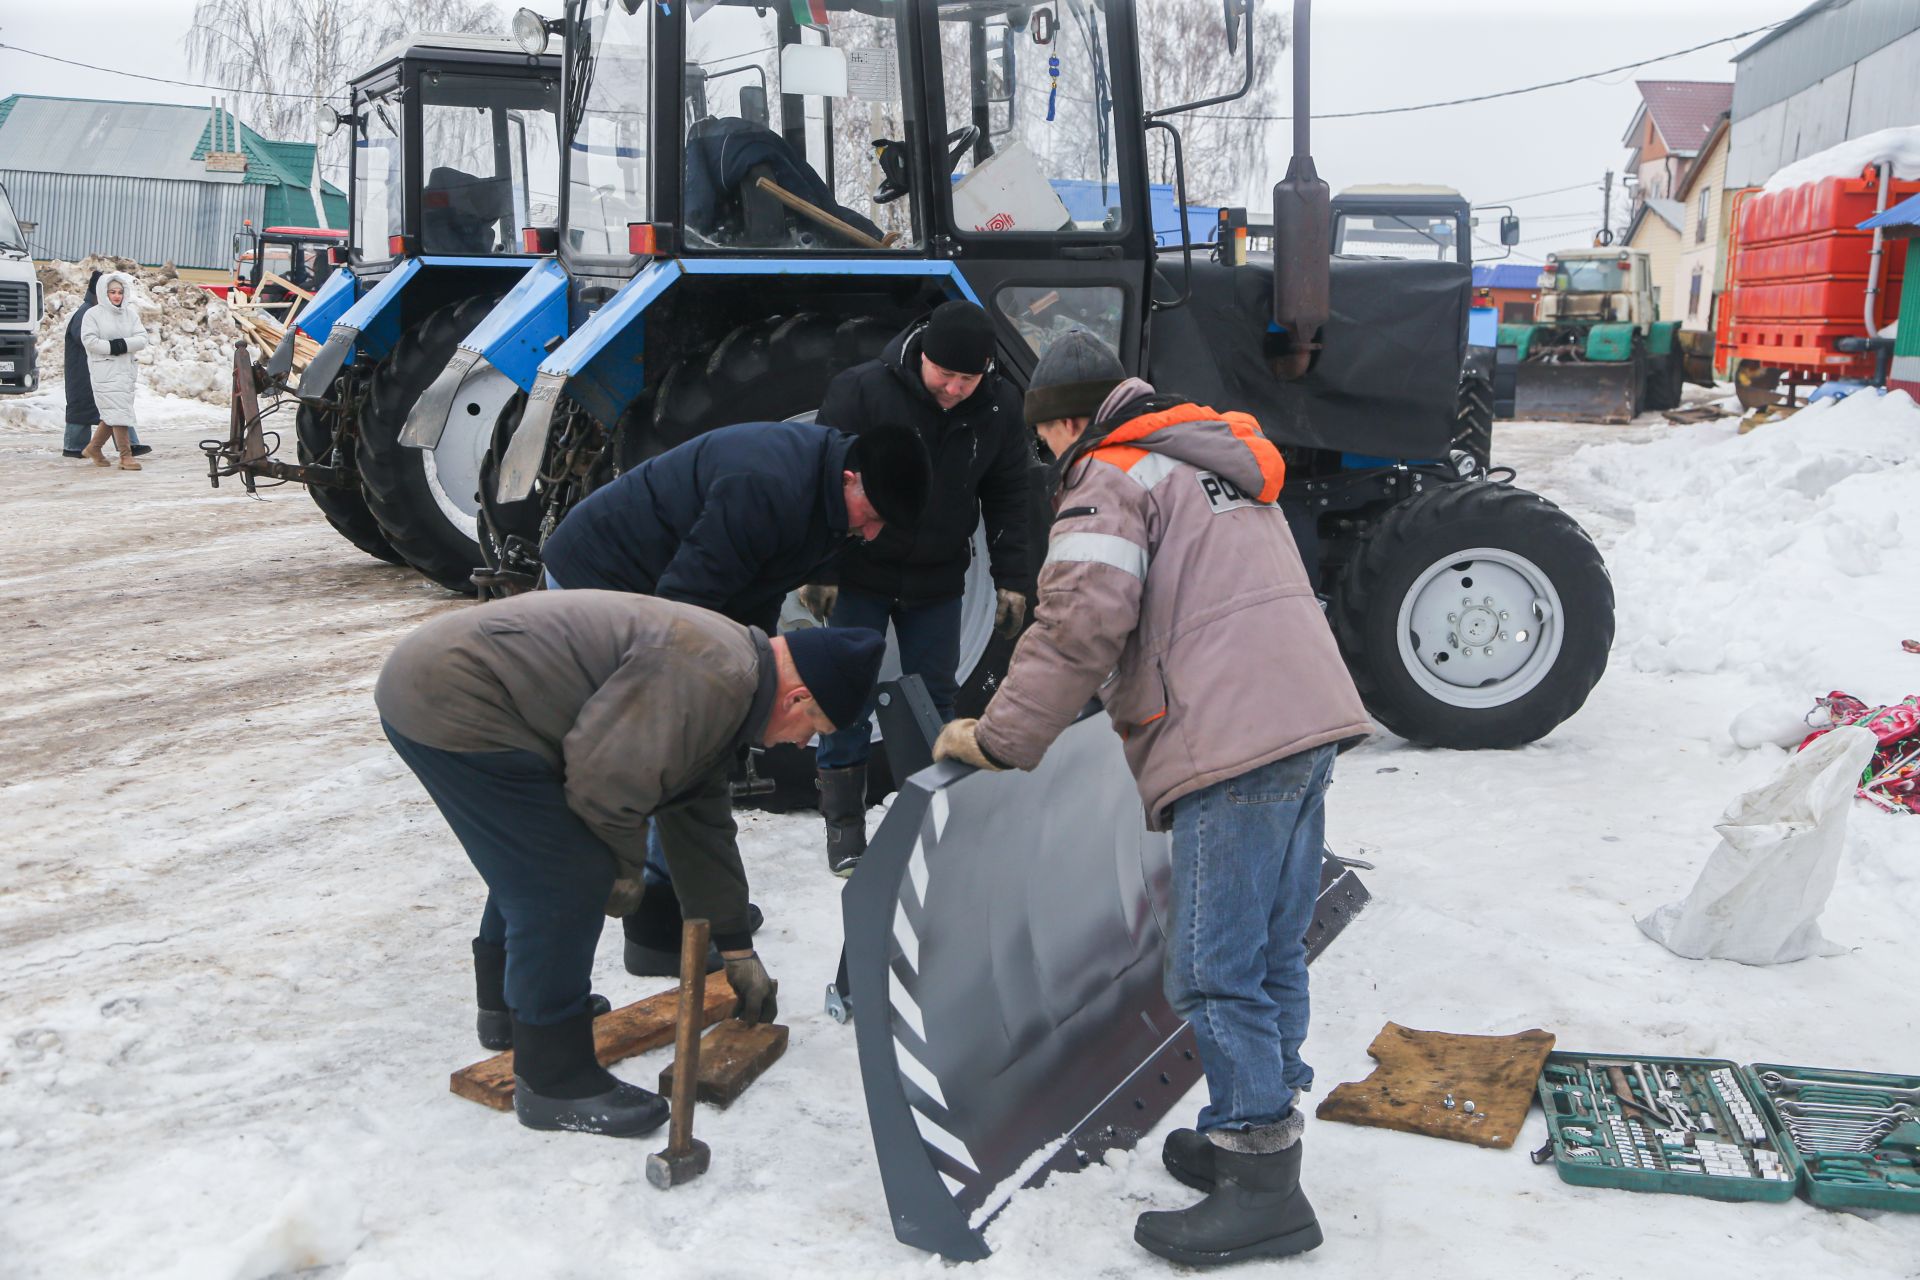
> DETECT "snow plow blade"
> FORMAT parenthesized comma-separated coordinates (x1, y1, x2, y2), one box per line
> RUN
(846, 702, 1368, 1260)
(1514, 361, 1638, 424)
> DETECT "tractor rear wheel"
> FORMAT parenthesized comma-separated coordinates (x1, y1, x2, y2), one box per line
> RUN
(1330, 481, 1614, 748)
(294, 401, 404, 566)
(1452, 369, 1494, 470)
(357, 295, 503, 593)
(1642, 351, 1685, 412)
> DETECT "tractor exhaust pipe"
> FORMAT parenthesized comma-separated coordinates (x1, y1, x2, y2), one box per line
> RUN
(1270, 0, 1329, 379)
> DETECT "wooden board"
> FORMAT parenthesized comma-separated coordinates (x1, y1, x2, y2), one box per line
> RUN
(450, 979, 737, 1112)
(1314, 1022, 1555, 1150)
(658, 1020, 789, 1109)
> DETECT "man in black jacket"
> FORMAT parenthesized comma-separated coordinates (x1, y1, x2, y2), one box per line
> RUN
(61, 269, 146, 459)
(803, 300, 1035, 875)
(538, 418, 929, 973)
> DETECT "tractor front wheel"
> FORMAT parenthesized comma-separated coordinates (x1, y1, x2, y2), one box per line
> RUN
(294, 401, 404, 566)
(1330, 481, 1614, 748)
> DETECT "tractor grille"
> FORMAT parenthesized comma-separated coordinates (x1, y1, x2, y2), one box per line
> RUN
(0, 281, 29, 323)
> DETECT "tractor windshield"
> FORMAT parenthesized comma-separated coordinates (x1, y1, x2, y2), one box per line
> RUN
(1546, 258, 1629, 293)
(353, 89, 405, 258)
(1333, 212, 1462, 262)
(417, 70, 562, 255)
(681, 1, 917, 251)
(565, 0, 651, 256)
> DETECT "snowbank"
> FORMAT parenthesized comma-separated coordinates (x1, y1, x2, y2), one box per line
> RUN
(36, 255, 240, 404)
(1761, 124, 1920, 192)
(1565, 388, 1920, 707)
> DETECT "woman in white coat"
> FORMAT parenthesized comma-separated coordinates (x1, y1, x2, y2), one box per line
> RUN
(79, 272, 148, 471)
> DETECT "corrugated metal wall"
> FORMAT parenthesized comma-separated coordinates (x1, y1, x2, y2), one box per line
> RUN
(1728, 18, 1920, 188)
(0, 170, 265, 270)
(1732, 0, 1920, 122)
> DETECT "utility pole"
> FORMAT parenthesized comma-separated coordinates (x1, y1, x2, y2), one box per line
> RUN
(1598, 170, 1614, 247)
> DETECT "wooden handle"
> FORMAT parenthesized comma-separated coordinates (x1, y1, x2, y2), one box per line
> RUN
(667, 919, 710, 1155)
(753, 177, 888, 251)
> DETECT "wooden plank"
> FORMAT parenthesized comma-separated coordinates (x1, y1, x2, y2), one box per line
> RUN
(753, 176, 887, 250)
(450, 979, 737, 1112)
(658, 1020, 789, 1109)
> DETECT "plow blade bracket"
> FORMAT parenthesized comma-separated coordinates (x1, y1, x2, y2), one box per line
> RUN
(846, 698, 1368, 1260)
(1514, 361, 1638, 424)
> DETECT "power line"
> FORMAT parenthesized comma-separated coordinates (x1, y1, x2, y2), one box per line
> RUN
(1195, 20, 1785, 122)
(0, 41, 347, 101)
(1478, 182, 1601, 206)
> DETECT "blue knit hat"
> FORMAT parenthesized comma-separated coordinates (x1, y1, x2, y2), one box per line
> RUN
(784, 626, 887, 731)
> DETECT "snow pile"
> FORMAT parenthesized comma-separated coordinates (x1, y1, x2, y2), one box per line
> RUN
(1564, 388, 1920, 705)
(1761, 124, 1920, 192)
(35, 255, 241, 404)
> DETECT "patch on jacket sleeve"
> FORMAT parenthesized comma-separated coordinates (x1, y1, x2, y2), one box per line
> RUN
(1196, 470, 1262, 514)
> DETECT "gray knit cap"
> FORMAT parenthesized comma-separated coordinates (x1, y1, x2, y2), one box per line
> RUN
(1023, 329, 1126, 427)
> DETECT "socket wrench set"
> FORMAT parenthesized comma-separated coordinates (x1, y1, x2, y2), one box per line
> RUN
(1536, 1052, 1919, 1212)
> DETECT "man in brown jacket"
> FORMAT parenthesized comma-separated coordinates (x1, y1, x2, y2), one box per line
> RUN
(376, 590, 883, 1138)
(933, 332, 1370, 1268)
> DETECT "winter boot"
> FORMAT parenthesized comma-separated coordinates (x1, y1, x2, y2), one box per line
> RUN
(82, 425, 111, 468)
(1134, 1113, 1322, 1267)
(472, 939, 609, 1051)
(112, 426, 141, 470)
(1161, 1127, 1216, 1193)
(818, 766, 868, 877)
(509, 1010, 668, 1138)
(622, 890, 762, 978)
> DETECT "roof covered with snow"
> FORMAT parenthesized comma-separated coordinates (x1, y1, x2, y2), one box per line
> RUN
(1626, 81, 1735, 157)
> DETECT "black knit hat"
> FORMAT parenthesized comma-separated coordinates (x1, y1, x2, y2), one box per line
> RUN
(784, 626, 887, 731)
(1024, 329, 1127, 427)
(845, 423, 931, 531)
(920, 299, 996, 374)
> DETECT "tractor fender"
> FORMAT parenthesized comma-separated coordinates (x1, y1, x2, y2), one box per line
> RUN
(401, 258, 569, 450)
(1497, 322, 1539, 363)
(1583, 322, 1638, 362)
(296, 258, 422, 401)
(288, 266, 358, 342)
(1645, 320, 1681, 357)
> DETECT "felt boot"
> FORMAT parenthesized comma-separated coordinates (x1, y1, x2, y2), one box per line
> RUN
(818, 766, 868, 877)
(1134, 1115, 1322, 1267)
(472, 939, 608, 1051)
(112, 426, 140, 470)
(510, 1010, 667, 1138)
(622, 891, 761, 978)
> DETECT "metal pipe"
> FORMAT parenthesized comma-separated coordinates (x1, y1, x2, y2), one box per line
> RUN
(1292, 0, 1311, 160)
(1865, 161, 1891, 338)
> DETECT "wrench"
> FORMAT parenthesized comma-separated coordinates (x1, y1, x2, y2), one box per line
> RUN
(1778, 1099, 1913, 1122)
(1761, 1073, 1920, 1106)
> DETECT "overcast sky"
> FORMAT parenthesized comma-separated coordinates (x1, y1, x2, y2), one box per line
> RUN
(1, 0, 1812, 261)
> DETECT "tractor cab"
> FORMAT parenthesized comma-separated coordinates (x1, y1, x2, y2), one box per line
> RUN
(230, 224, 349, 305)
(1331, 186, 1473, 267)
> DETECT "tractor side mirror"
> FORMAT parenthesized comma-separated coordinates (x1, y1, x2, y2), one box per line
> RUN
(1270, 158, 1330, 380)
(1501, 214, 1521, 246)
(739, 85, 769, 129)
(988, 27, 1015, 103)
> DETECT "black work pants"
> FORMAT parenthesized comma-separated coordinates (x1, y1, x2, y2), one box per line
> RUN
(383, 721, 613, 1025)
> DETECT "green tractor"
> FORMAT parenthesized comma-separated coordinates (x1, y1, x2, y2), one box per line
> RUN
(1504, 247, 1685, 423)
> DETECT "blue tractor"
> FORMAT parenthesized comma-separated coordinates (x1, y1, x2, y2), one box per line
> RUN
(205, 33, 564, 593)
(405, 0, 1615, 752)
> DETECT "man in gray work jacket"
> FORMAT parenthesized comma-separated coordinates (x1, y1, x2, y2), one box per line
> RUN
(377, 589, 884, 1138)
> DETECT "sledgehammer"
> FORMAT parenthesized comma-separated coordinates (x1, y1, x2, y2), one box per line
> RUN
(646, 918, 712, 1190)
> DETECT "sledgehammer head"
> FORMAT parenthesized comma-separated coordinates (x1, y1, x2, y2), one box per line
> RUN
(645, 1137, 710, 1189)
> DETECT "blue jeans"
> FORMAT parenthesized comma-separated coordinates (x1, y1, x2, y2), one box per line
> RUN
(1165, 743, 1336, 1134)
(815, 589, 962, 769)
(65, 420, 141, 451)
(383, 722, 613, 1025)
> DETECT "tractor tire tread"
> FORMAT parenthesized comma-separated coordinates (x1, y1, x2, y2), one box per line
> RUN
(295, 401, 405, 566)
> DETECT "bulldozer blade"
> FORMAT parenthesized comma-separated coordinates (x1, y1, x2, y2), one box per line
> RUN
(1514, 362, 1638, 424)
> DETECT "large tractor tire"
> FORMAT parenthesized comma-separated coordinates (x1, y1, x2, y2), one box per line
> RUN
(1452, 369, 1494, 471)
(1330, 481, 1614, 748)
(1642, 350, 1685, 412)
(357, 294, 503, 593)
(294, 401, 404, 566)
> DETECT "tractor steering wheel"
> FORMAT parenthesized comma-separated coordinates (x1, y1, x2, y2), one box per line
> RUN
(946, 125, 981, 173)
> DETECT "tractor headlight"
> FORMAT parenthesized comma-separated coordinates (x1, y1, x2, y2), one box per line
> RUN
(512, 8, 550, 56)
(315, 102, 343, 136)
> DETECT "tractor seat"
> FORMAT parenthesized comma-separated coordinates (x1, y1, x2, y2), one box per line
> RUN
(683, 116, 883, 249)
(422, 166, 515, 254)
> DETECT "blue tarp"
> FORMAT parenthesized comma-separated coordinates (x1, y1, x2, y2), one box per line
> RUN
(1048, 179, 1221, 247)
(1471, 263, 1543, 289)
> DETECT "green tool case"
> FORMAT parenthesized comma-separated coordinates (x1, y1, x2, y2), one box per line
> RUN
(1537, 1052, 1920, 1213)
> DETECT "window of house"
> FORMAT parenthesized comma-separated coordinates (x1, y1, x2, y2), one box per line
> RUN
(1688, 267, 1703, 319)
(1696, 188, 1710, 244)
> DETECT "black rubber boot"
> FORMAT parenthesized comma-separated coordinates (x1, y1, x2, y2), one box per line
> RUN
(473, 940, 611, 1051)
(1135, 1126, 1322, 1267)
(622, 892, 762, 978)
(1162, 1127, 1216, 1193)
(818, 765, 869, 878)
(510, 1011, 668, 1138)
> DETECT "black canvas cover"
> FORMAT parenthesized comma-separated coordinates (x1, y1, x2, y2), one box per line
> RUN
(1149, 258, 1468, 458)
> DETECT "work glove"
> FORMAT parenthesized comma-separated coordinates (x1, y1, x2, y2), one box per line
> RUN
(796, 583, 838, 623)
(722, 951, 779, 1025)
(933, 718, 1006, 772)
(108, 338, 128, 356)
(993, 588, 1028, 639)
(603, 876, 645, 918)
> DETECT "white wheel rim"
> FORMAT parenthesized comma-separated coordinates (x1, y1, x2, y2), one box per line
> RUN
(422, 363, 518, 541)
(1394, 545, 1566, 709)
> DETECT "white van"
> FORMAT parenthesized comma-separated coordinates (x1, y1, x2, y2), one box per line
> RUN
(0, 182, 42, 394)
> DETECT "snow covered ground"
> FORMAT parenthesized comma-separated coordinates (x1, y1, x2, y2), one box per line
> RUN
(1, 386, 1915, 1279)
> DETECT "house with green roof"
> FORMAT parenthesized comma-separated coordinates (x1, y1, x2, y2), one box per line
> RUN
(0, 95, 346, 271)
